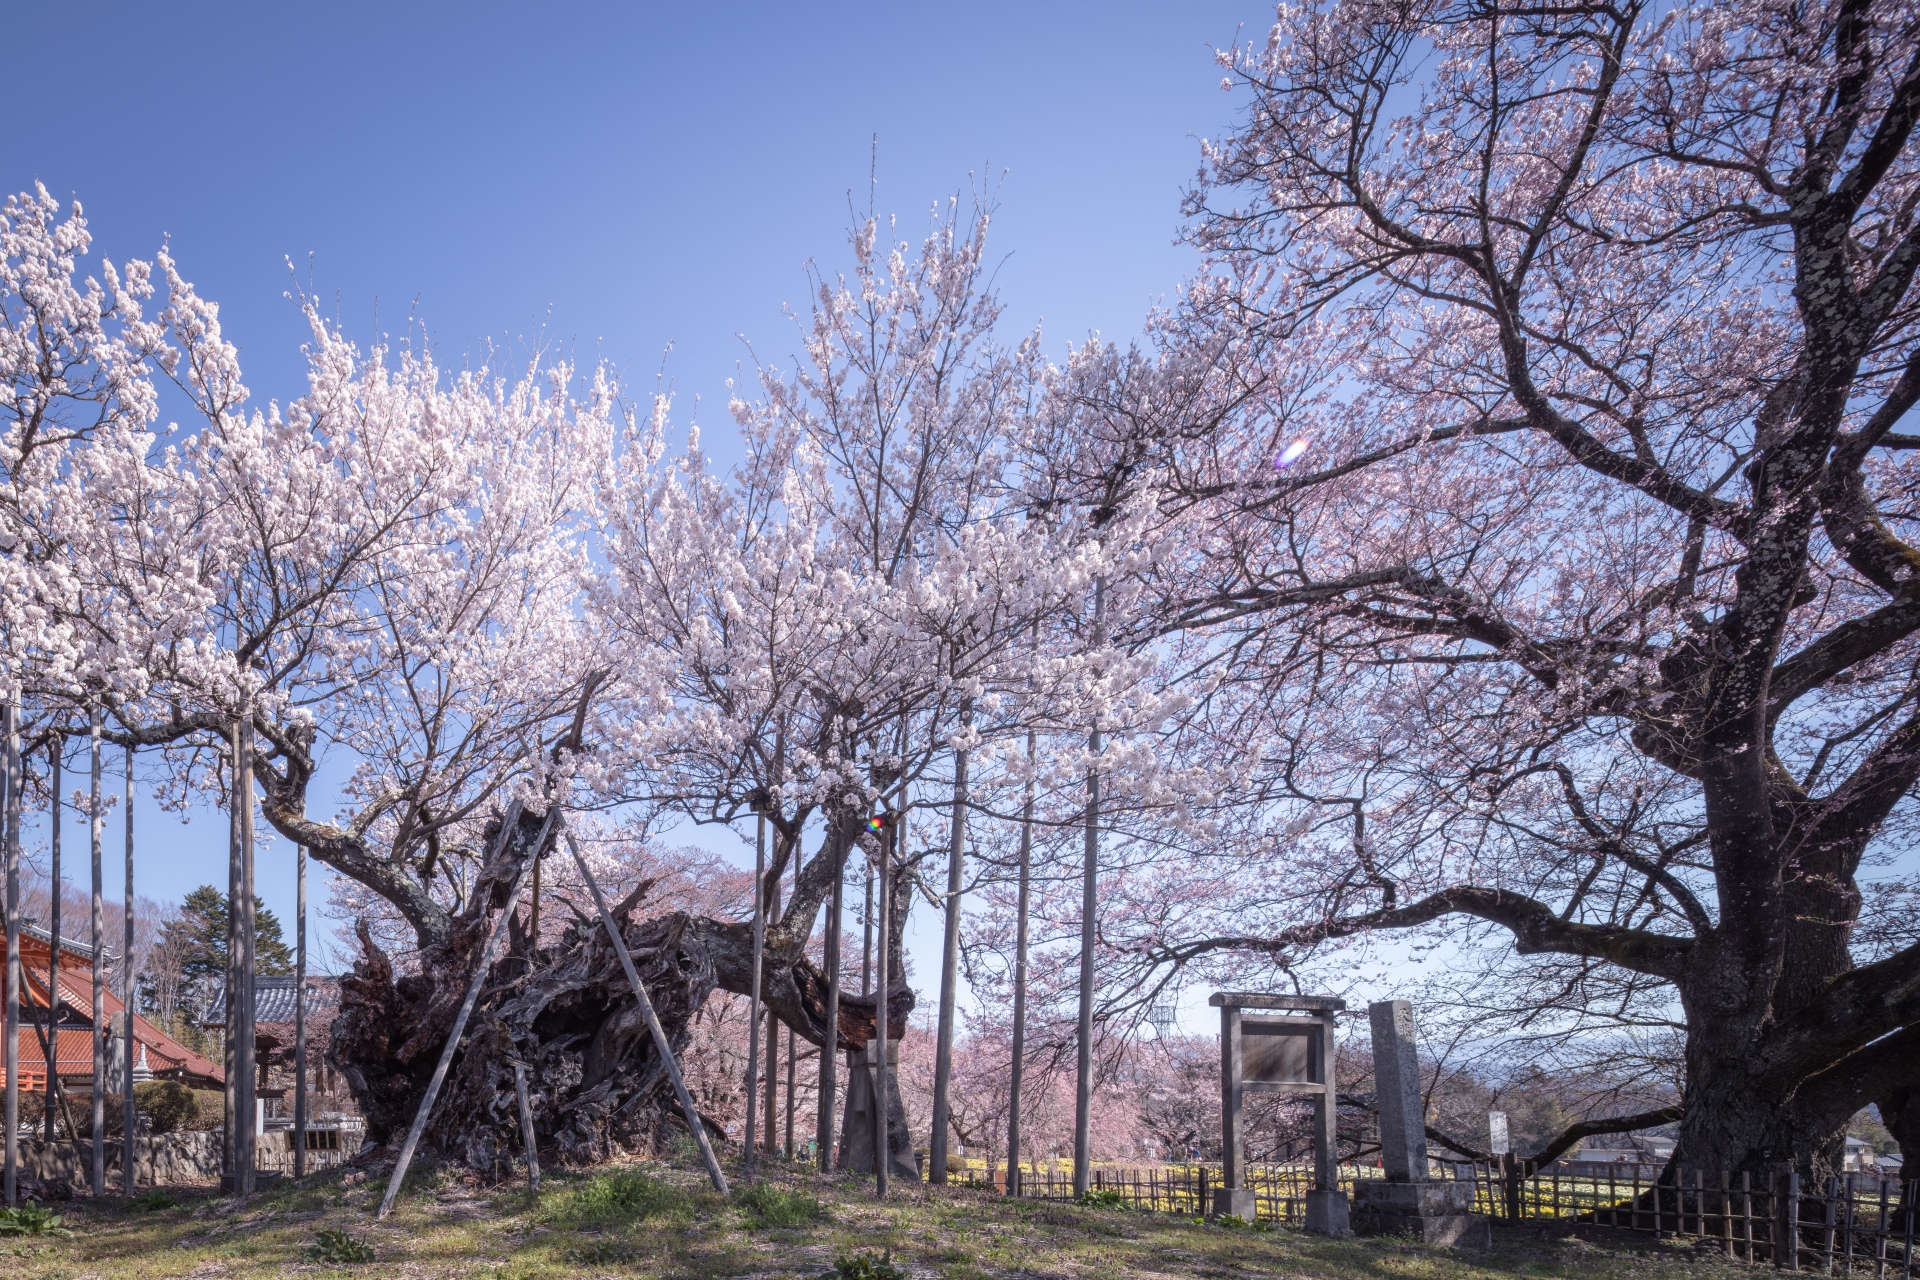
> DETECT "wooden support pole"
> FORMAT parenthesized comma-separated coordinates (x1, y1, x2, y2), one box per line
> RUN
(1220, 1004, 1244, 1192)
(511, 1060, 540, 1192)
(46, 736, 61, 1141)
(377, 802, 552, 1220)
(930, 718, 969, 1184)
(122, 744, 135, 1195)
(4, 696, 21, 1207)
(744, 813, 764, 1173)
(818, 832, 842, 1173)
(872, 817, 891, 1198)
(223, 723, 240, 1188)
(562, 831, 729, 1195)
(88, 708, 104, 1196)
(764, 871, 780, 1158)
(294, 844, 308, 1180)
(1314, 1011, 1337, 1193)
(1074, 577, 1106, 1199)
(235, 720, 257, 1195)
(120, 744, 134, 1197)
(1006, 727, 1036, 1196)
(785, 850, 796, 1159)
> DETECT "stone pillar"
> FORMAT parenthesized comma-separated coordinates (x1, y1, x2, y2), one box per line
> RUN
(1352, 1000, 1488, 1247)
(1370, 1000, 1426, 1181)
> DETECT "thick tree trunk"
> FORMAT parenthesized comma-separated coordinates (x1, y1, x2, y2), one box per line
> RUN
(327, 807, 914, 1173)
(1670, 936, 1859, 1184)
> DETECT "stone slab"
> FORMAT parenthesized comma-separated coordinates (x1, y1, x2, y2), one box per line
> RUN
(1351, 1177, 1488, 1248)
(1209, 992, 1347, 1011)
(1304, 1188, 1351, 1236)
(1352, 1179, 1475, 1214)
(1211, 1187, 1257, 1220)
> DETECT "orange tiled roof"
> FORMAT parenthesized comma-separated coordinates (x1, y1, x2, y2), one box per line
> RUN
(3, 930, 223, 1087)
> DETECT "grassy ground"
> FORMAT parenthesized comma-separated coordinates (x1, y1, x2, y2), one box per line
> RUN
(1, 1154, 1759, 1280)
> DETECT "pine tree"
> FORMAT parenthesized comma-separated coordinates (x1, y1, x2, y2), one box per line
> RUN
(158, 885, 296, 1000)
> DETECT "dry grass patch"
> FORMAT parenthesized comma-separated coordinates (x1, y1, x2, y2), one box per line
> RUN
(0, 1155, 1768, 1280)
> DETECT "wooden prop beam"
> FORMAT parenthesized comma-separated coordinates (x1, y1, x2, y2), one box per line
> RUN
(510, 1059, 540, 1191)
(377, 802, 554, 1220)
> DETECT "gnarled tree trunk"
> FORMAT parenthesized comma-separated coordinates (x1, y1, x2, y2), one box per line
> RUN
(327, 805, 914, 1171)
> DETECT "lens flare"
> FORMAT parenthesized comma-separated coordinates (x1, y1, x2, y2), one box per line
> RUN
(1275, 438, 1311, 469)
(866, 815, 886, 833)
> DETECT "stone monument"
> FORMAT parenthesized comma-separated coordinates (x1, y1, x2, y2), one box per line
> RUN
(1209, 992, 1349, 1235)
(1350, 1000, 1489, 1247)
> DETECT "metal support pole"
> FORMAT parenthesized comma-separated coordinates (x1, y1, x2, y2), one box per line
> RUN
(88, 708, 104, 1196)
(294, 844, 308, 1179)
(745, 813, 764, 1172)
(122, 743, 135, 1195)
(562, 832, 728, 1195)
(931, 721, 969, 1184)
(377, 802, 552, 1219)
(4, 696, 21, 1207)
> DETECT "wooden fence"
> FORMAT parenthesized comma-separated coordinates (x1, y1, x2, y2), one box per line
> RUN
(957, 1160, 1918, 1274)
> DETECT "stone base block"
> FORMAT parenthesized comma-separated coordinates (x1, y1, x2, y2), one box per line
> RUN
(1351, 1180, 1489, 1248)
(1304, 1188, 1351, 1236)
(1211, 1187, 1257, 1221)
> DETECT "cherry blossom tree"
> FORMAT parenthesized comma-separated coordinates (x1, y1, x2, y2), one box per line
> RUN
(1101, 0, 1920, 1180)
(587, 199, 1146, 1088)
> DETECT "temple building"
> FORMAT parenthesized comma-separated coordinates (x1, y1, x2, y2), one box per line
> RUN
(2, 923, 224, 1095)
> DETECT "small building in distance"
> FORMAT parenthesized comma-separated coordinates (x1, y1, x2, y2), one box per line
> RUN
(3, 922, 224, 1094)
(201, 974, 360, 1141)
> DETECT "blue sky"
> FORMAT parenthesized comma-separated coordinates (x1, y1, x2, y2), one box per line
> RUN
(6, 2, 1267, 988)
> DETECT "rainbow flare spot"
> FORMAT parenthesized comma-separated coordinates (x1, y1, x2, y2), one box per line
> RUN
(1275, 438, 1311, 469)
